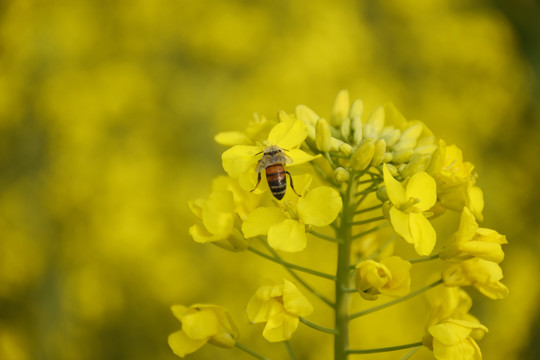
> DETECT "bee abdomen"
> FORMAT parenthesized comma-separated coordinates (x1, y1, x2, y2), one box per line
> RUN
(265, 164, 287, 200)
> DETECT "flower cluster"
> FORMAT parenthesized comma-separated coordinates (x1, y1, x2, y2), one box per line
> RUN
(173, 91, 508, 360)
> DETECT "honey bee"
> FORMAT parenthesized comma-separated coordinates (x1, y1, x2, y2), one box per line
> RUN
(251, 145, 300, 200)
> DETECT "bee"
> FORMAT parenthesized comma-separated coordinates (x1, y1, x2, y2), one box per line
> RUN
(251, 145, 300, 200)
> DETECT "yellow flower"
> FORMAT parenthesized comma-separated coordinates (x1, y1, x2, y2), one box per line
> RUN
(168, 304, 239, 358)
(428, 141, 484, 221)
(440, 207, 507, 263)
(214, 113, 277, 146)
(188, 176, 260, 251)
(241, 185, 342, 252)
(428, 318, 488, 360)
(424, 285, 488, 360)
(383, 164, 437, 256)
(354, 256, 411, 300)
(247, 279, 313, 342)
(426, 287, 471, 328)
(442, 258, 509, 299)
(221, 118, 320, 193)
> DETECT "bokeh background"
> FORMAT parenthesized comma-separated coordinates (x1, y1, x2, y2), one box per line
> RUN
(1, 0, 540, 359)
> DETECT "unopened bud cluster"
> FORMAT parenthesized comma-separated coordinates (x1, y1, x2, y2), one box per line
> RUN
(296, 90, 436, 180)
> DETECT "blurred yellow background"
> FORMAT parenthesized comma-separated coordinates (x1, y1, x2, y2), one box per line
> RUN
(1, 0, 539, 359)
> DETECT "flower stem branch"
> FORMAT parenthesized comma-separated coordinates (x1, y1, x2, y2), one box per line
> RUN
(248, 246, 336, 280)
(409, 253, 440, 264)
(308, 229, 342, 243)
(349, 216, 386, 226)
(284, 341, 296, 360)
(235, 342, 270, 360)
(346, 341, 423, 354)
(351, 223, 390, 240)
(299, 317, 339, 335)
(349, 279, 444, 320)
(354, 204, 383, 214)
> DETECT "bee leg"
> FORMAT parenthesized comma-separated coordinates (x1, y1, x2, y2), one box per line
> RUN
(285, 171, 301, 197)
(251, 172, 262, 192)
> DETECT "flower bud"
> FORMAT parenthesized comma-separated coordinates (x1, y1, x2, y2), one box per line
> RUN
(392, 149, 414, 164)
(278, 110, 291, 122)
(367, 105, 385, 135)
(295, 104, 319, 126)
(339, 143, 353, 156)
(400, 154, 430, 178)
(315, 118, 332, 152)
(381, 128, 401, 147)
(340, 116, 351, 139)
(351, 139, 375, 171)
(370, 139, 386, 167)
(352, 117, 363, 145)
(364, 123, 377, 139)
(330, 89, 349, 127)
(333, 167, 350, 184)
(393, 123, 423, 151)
(350, 98, 364, 119)
(381, 152, 393, 163)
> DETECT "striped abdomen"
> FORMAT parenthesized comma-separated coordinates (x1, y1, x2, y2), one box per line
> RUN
(265, 164, 287, 200)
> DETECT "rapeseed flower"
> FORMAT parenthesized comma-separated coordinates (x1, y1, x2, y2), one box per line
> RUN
(382, 164, 437, 255)
(168, 304, 238, 358)
(221, 118, 320, 194)
(442, 258, 509, 299)
(354, 256, 411, 300)
(440, 207, 507, 263)
(242, 185, 342, 252)
(247, 279, 313, 342)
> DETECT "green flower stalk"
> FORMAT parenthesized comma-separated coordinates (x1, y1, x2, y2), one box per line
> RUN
(172, 91, 508, 360)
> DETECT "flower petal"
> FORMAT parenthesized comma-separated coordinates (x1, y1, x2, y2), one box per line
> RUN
(189, 224, 225, 243)
(181, 309, 219, 340)
(406, 171, 436, 211)
(383, 164, 406, 206)
(297, 186, 342, 226)
(409, 212, 436, 256)
(247, 296, 281, 323)
(286, 148, 321, 166)
(389, 207, 413, 244)
(242, 207, 286, 238)
(222, 145, 260, 177)
(282, 279, 313, 317)
(168, 330, 207, 358)
(262, 310, 299, 342)
(267, 119, 307, 149)
(214, 131, 250, 146)
(201, 191, 234, 235)
(268, 219, 307, 252)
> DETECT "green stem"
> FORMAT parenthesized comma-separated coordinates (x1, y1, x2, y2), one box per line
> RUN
(299, 317, 338, 335)
(354, 204, 382, 214)
(235, 342, 270, 360)
(334, 174, 356, 359)
(284, 341, 296, 360)
(247, 246, 335, 280)
(349, 216, 386, 226)
(409, 253, 440, 264)
(346, 341, 423, 354)
(349, 279, 444, 320)
(351, 223, 389, 240)
(401, 345, 421, 359)
(308, 229, 343, 243)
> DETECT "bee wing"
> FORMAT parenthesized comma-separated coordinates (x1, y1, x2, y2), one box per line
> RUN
(284, 153, 294, 165)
